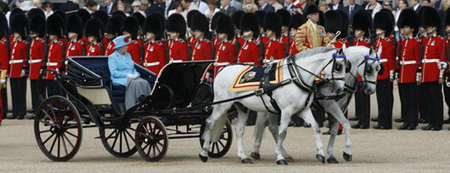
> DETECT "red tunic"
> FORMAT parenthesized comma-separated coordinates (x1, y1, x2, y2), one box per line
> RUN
(29, 37, 46, 80)
(66, 40, 85, 57)
(420, 35, 444, 82)
(398, 37, 421, 83)
(238, 39, 261, 65)
(214, 40, 236, 77)
(191, 39, 212, 61)
(169, 39, 188, 62)
(127, 40, 142, 64)
(0, 38, 8, 71)
(46, 40, 64, 80)
(9, 39, 27, 78)
(375, 36, 395, 80)
(104, 41, 115, 56)
(86, 43, 103, 56)
(353, 37, 372, 82)
(331, 38, 349, 49)
(264, 39, 285, 64)
(143, 40, 166, 75)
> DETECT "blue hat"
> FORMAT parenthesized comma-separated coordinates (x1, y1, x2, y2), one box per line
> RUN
(113, 35, 131, 49)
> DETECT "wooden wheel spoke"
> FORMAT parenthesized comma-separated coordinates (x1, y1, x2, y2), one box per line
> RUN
(39, 119, 53, 126)
(40, 129, 51, 134)
(148, 123, 154, 134)
(49, 134, 58, 154)
(105, 129, 117, 141)
(218, 140, 225, 148)
(62, 133, 75, 148)
(47, 103, 58, 124)
(152, 144, 156, 157)
(42, 109, 55, 123)
(211, 142, 216, 153)
(65, 131, 78, 139)
(141, 143, 150, 151)
(119, 130, 123, 153)
(147, 144, 153, 156)
(43, 133, 56, 145)
(61, 133, 69, 155)
(57, 135, 61, 158)
(123, 131, 131, 151)
(124, 129, 135, 142)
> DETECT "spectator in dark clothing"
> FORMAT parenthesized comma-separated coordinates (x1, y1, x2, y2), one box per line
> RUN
(258, 0, 275, 12)
(99, 0, 117, 15)
(59, 0, 80, 12)
(146, 0, 165, 16)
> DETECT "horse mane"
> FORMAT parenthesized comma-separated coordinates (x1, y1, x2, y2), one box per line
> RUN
(345, 46, 370, 64)
(296, 47, 337, 59)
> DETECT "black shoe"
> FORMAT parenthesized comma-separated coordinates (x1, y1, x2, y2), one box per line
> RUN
(351, 124, 361, 129)
(16, 116, 24, 120)
(448, 127, 450, 131)
(303, 122, 311, 128)
(418, 119, 428, 124)
(371, 117, 378, 122)
(431, 126, 442, 131)
(394, 118, 404, 122)
(349, 116, 359, 121)
(397, 123, 409, 130)
(373, 125, 391, 129)
(421, 124, 433, 130)
(6, 115, 17, 119)
(359, 125, 370, 129)
(26, 109, 35, 113)
(337, 130, 342, 135)
(407, 126, 416, 130)
(444, 118, 450, 124)
(25, 114, 35, 119)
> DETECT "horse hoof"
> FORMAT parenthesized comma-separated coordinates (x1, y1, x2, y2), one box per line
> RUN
(343, 152, 352, 162)
(316, 154, 326, 163)
(241, 158, 253, 164)
(250, 152, 261, 160)
(276, 159, 288, 165)
(199, 154, 208, 163)
(327, 157, 339, 164)
(285, 156, 294, 162)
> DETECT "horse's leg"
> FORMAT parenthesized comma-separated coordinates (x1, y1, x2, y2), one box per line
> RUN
(327, 115, 340, 164)
(300, 108, 326, 163)
(265, 113, 294, 162)
(274, 108, 293, 165)
(251, 112, 267, 160)
(199, 102, 233, 162)
(235, 106, 252, 163)
(337, 110, 353, 162)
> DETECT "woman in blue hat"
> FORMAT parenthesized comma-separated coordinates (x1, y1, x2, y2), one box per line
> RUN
(109, 35, 151, 111)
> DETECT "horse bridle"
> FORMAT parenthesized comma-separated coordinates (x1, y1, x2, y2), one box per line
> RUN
(357, 55, 380, 87)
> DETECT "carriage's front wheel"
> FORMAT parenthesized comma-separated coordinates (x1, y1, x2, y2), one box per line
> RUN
(136, 116, 169, 162)
(199, 119, 233, 158)
(34, 96, 83, 161)
(100, 121, 138, 158)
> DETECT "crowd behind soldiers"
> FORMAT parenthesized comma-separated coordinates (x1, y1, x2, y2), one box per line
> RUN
(0, 0, 450, 132)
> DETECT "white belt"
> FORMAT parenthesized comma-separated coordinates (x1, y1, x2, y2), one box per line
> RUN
(400, 60, 416, 65)
(144, 62, 160, 67)
(29, 59, 43, 63)
(422, 59, 440, 63)
(171, 59, 182, 63)
(46, 62, 58, 66)
(379, 59, 388, 63)
(9, 60, 24, 64)
(214, 62, 230, 66)
(65, 61, 68, 65)
(263, 59, 281, 63)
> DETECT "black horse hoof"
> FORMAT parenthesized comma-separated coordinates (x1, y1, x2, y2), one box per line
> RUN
(251, 152, 261, 160)
(276, 159, 288, 165)
(316, 154, 326, 163)
(343, 152, 352, 162)
(241, 158, 253, 164)
(199, 154, 208, 163)
(327, 157, 339, 164)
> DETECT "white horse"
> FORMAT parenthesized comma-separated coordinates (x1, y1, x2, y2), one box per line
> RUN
(251, 46, 382, 163)
(199, 47, 347, 165)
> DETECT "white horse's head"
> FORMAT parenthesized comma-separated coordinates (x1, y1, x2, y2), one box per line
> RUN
(323, 48, 347, 94)
(357, 47, 382, 94)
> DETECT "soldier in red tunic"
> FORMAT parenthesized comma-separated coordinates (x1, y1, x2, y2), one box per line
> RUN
(187, 10, 200, 58)
(190, 13, 212, 61)
(104, 15, 125, 56)
(237, 13, 262, 65)
(85, 18, 105, 56)
(277, 9, 291, 57)
(351, 10, 372, 129)
(66, 15, 85, 57)
(0, 12, 7, 122)
(8, 13, 28, 119)
(45, 14, 66, 97)
(418, 7, 444, 131)
(232, 11, 245, 50)
(372, 10, 396, 129)
(122, 16, 143, 64)
(214, 15, 236, 77)
(211, 13, 225, 58)
(287, 14, 306, 56)
(142, 14, 166, 75)
(26, 14, 46, 119)
(262, 12, 285, 64)
(325, 10, 349, 49)
(166, 14, 188, 62)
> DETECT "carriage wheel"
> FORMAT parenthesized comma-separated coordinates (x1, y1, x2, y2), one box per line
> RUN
(34, 96, 83, 161)
(135, 116, 168, 162)
(100, 121, 138, 158)
(199, 119, 233, 158)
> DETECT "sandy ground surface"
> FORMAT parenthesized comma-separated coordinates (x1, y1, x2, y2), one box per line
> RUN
(0, 81, 450, 172)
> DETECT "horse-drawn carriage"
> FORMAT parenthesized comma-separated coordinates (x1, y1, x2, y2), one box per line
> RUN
(33, 56, 232, 162)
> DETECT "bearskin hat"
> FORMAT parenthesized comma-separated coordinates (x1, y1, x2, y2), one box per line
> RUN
(210, 12, 224, 31)
(397, 8, 419, 35)
(105, 15, 125, 36)
(336, 10, 348, 38)
(191, 13, 209, 34)
(93, 10, 109, 26)
(446, 8, 450, 26)
(166, 13, 186, 39)
(133, 12, 145, 27)
(122, 16, 141, 39)
(53, 9, 67, 25)
(421, 6, 441, 31)
(112, 11, 127, 18)
(11, 13, 28, 38)
(324, 10, 342, 35)
(374, 9, 394, 36)
(240, 12, 259, 38)
(255, 10, 266, 28)
(263, 12, 282, 37)
(187, 10, 200, 28)
(0, 12, 7, 38)
(288, 13, 306, 30)
(27, 8, 45, 19)
(77, 9, 91, 25)
(352, 10, 372, 36)
(67, 14, 84, 38)
(277, 9, 291, 27)
(30, 15, 46, 37)
(47, 14, 65, 38)
(232, 10, 245, 30)
(154, 13, 166, 36)
(216, 15, 235, 40)
(9, 8, 24, 22)
(143, 14, 163, 40)
(305, 5, 319, 16)
(84, 18, 104, 41)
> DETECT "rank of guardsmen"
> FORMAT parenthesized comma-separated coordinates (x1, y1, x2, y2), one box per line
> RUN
(1, 4, 450, 132)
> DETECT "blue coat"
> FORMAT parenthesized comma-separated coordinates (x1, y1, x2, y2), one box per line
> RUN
(108, 51, 140, 86)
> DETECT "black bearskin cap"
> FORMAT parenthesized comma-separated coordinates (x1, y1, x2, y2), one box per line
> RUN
(133, 12, 145, 27)
(374, 9, 394, 36)
(255, 10, 266, 28)
(421, 6, 441, 30)
(30, 15, 46, 37)
(263, 12, 282, 37)
(216, 15, 235, 40)
(84, 18, 104, 41)
(143, 14, 163, 40)
(191, 13, 209, 34)
(187, 10, 200, 28)
(105, 15, 125, 36)
(11, 13, 28, 38)
(0, 12, 6, 38)
(446, 8, 450, 26)
(277, 9, 291, 27)
(47, 14, 65, 38)
(166, 13, 186, 39)
(336, 10, 348, 38)
(122, 16, 141, 39)
(210, 12, 224, 31)
(93, 10, 109, 26)
(67, 14, 84, 37)
(398, 8, 419, 35)
(352, 10, 371, 36)
(77, 9, 91, 25)
(305, 5, 319, 15)
(288, 13, 306, 30)
(240, 12, 259, 38)
(27, 8, 45, 19)
(324, 10, 342, 35)
(232, 10, 245, 30)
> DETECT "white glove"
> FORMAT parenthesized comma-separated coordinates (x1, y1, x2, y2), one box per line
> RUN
(126, 74, 138, 79)
(0, 79, 5, 84)
(438, 61, 448, 70)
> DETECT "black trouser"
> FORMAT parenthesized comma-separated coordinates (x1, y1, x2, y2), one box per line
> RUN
(418, 85, 428, 121)
(2, 84, 7, 115)
(46, 80, 63, 97)
(30, 80, 40, 111)
(376, 79, 393, 127)
(398, 83, 418, 127)
(422, 82, 443, 126)
(442, 82, 450, 118)
(10, 77, 26, 117)
(355, 86, 370, 126)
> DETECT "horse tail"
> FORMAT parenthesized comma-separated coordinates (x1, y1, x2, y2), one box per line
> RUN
(210, 115, 227, 143)
(253, 113, 267, 140)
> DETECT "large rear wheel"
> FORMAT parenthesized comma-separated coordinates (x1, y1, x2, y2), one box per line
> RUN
(136, 116, 169, 162)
